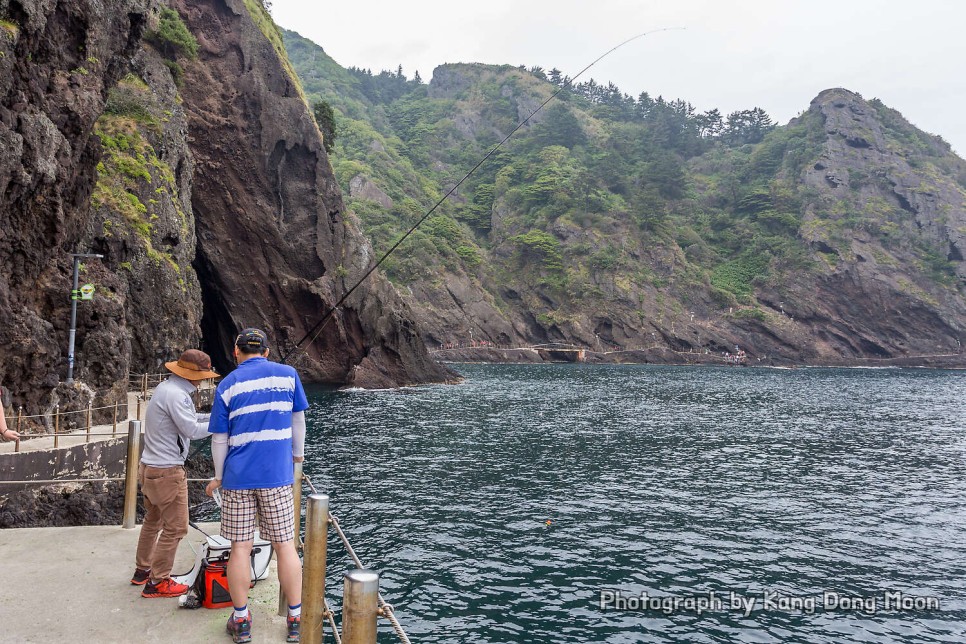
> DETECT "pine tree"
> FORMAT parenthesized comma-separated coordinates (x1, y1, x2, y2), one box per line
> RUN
(312, 100, 337, 153)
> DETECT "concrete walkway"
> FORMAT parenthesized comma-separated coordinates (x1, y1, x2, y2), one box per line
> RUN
(0, 522, 290, 643)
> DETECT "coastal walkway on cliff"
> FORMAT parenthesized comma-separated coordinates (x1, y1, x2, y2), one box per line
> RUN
(0, 391, 144, 456)
(429, 342, 966, 368)
(0, 522, 287, 643)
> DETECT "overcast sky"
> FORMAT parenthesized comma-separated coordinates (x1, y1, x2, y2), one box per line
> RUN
(268, 0, 964, 156)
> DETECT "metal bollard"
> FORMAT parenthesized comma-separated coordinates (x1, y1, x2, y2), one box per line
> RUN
(299, 493, 329, 642)
(342, 569, 380, 644)
(122, 420, 141, 528)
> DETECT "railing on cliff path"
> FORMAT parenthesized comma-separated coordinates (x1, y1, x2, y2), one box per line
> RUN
(0, 377, 411, 643)
(0, 373, 216, 453)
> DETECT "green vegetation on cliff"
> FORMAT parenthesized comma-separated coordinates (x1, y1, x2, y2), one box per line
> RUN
(283, 28, 966, 355)
(93, 74, 186, 277)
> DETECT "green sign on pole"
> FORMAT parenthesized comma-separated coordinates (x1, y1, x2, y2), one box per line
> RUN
(80, 284, 95, 301)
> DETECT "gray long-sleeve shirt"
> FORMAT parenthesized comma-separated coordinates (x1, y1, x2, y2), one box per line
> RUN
(141, 375, 211, 467)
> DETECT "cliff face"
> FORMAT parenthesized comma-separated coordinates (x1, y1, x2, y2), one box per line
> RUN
(0, 0, 155, 413)
(772, 88, 966, 359)
(0, 0, 451, 417)
(282, 40, 966, 366)
(170, 0, 451, 386)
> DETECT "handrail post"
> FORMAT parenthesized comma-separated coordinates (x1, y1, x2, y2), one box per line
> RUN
(278, 461, 305, 616)
(299, 493, 328, 642)
(112, 400, 118, 437)
(122, 419, 141, 528)
(16, 407, 22, 452)
(53, 405, 60, 448)
(86, 403, 92, 442)
(136, 394, 142, 422)
(342, 569, 379, 644)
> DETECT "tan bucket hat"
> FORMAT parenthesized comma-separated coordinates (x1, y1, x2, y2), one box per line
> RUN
(165, 349, 219, 381)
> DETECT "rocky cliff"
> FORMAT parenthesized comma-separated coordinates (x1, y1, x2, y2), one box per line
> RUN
(0, 0, 452, 419)
(168, 0, 451, 386)
(0, 0, 155, 414)
(282, 38, 966, 366)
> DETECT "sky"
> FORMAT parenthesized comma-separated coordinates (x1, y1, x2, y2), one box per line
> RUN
(268, 0, 965, 156)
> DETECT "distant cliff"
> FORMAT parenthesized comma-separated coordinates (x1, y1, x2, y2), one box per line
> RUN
(0, 0, 452, 416)
(283, 31, 966, 366)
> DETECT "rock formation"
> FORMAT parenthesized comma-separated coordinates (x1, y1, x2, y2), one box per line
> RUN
(0, 0, 155, 414)
(168, 0, 452, 386)
(281, 38, 966, 367)
(0, 0, 453, 420)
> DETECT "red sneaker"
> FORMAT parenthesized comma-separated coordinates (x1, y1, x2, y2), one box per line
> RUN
(130, 568, 150, 585)
(141, 578, 190, 598)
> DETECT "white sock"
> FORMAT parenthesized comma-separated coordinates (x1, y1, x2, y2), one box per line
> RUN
(289, 603, 301, 618)
(234, 605, 249, 620)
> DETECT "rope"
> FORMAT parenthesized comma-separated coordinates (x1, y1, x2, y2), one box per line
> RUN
(302, 474, 319, 494)
(9, 402, 130, 422)
(301, 474, 411, 642)
(323, 597, 343, 644)
(13, 431, 133, 439)
(328, 513, 412, 643)
(328, 514, 365, 569)
(378, 600, 411, 644)
(0, 478, 124, 484)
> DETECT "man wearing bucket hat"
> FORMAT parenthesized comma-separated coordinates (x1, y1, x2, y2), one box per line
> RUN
(133, 349, 219, 598)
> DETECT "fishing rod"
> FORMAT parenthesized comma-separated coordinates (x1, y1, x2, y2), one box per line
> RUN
(280, 27, 683, 365)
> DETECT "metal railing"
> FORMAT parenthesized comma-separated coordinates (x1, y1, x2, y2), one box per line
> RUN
(2, 372, 220, 453)
(2, 399, 133, 452)
(301, 475, 412, 644)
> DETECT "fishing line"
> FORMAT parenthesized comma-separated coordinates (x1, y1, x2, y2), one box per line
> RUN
(280, 27, 683, 365)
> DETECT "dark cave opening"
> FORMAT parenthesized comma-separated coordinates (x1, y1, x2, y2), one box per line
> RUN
(193, 245, 237, 377)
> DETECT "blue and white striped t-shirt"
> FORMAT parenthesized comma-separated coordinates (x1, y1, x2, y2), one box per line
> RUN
(209, 356, 309, 490)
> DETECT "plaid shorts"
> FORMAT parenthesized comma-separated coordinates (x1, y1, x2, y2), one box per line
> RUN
(221, 485, 295, 543)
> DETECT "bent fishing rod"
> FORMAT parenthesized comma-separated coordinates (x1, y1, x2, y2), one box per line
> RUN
(280, 27, 683, 365)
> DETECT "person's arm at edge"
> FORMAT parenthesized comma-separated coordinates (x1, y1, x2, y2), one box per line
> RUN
(0, 407, 18, 441)
(291, 372, 309, 464)
(205, 385, 229, 497)
(292, 411, 305, 463)
(171, 390, 210, 440)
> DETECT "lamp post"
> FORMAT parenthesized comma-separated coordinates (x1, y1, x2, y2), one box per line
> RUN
(67, 253, 104, 384)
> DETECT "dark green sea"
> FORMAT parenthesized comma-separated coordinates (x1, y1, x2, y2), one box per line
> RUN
(300, 363, 966, 643)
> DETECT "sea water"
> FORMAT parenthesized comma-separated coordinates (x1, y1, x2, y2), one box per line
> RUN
(300, 363, 966, 642)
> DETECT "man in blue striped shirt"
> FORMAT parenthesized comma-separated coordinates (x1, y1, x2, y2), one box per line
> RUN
(206, 328, 308, 643)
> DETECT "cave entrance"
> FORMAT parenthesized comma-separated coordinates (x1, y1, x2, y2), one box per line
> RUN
(193, 246, 237, 376)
